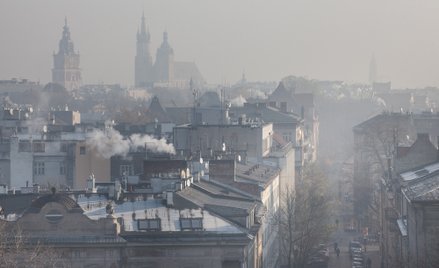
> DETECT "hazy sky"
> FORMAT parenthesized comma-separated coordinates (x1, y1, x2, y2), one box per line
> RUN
(2, 0, 439, 88)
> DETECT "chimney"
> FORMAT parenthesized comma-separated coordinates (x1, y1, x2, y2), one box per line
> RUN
(209, 160, 236, 182)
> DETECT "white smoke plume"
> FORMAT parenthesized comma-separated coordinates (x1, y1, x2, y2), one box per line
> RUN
(25, 117, 48, 134)
(230, 95, 247, 107)
(87, 128, 175, 159)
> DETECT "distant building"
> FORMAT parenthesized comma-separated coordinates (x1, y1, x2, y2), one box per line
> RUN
(134, 14, 205, 88)
(134, 12, 154, 87)
(52, 19, 82, 91)
(268, 82, 319, 168)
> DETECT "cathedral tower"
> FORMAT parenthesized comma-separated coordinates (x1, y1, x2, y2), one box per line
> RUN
(135, 12, 153, 87)
(52, 18, 82, 91)
(154, 31, 175, 82)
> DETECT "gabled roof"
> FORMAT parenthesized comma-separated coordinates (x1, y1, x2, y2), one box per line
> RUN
(269, 82, 293, 100)
(147, 96, 171, 122)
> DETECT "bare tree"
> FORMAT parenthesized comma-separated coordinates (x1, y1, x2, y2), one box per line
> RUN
(277, 163, 333, 268)
(0, 220, 66, 268)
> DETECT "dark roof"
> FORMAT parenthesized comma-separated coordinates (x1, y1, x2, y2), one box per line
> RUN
(198, 91, 221, 107)
(353, 112, 411, 133)
(269, 82, 293, 100)
(165, 107, 191, 125)
(147, 96, 171, 122)
(28, 194, 82, 213)
(0, 194, 38, 216)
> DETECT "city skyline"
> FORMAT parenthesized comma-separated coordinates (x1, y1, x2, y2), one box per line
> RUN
(2, 0, 439, 88)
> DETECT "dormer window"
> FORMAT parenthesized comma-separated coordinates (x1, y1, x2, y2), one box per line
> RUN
(138, 219, 161, 231)
(180, 218, 203, 231)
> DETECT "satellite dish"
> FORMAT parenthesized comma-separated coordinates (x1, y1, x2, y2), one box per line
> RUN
(43, 125, 47, 133)
(222, 143, 226, 152)
(9, 109, 13, 115)
(237, 155, 241, 162)
(200, 157, 203, 164)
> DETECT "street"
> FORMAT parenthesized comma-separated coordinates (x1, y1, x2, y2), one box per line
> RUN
(328, 228, 380, 268)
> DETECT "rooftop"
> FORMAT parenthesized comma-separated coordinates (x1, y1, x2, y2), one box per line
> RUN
(401, 162, 439, 202)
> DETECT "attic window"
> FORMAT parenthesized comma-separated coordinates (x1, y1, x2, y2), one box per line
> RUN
(180, 218, 203, 231)
(45, 210, 64, 224)
(138, 219, 161, 231)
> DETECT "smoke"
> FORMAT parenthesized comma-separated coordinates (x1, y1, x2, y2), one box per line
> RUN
(25, 117, 47, 134)
(86, 128, 175, 159)
(230, 95, 247, 107)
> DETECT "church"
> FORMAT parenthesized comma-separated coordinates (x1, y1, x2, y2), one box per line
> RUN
(52, 18, 82, 91)
(134, 13, 205, 89)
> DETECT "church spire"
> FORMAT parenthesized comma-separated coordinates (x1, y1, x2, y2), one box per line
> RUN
(137, 11, 150, 42)
(140, 11, 147, 35)
(135, 11, 153, 87)
(52, 18, 81, 91)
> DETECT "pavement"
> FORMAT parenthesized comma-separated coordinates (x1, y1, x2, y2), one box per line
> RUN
(328, 228, 380, 268)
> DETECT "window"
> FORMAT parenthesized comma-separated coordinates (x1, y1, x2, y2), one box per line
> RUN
(180, 218, 203, 231)
(60, 143, 68, 152)
(120, 165, 133, 176)
(34, 162, 45, 175)
(138, 219, 161, 231)
(222, 261, 241, 268)
(80, 146, 86, 155)
(18, 142, 31, 152)
(60, 161, 66, 175)
(32, 142, 45, 152)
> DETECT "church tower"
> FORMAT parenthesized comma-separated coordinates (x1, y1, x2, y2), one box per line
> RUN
(52, 18, 82, 91)
(154, 31, 175, 82)
(135, 12, 153, 87)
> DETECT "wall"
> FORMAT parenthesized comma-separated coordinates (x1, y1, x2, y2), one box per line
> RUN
(75, 141, 110, 189)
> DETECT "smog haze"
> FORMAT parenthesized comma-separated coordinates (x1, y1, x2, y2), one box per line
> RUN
(1, 0, 439, 88)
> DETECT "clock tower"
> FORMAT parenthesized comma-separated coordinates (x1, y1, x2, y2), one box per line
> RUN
(52, 18, 82, 91)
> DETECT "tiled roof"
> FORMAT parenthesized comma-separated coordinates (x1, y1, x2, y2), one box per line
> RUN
(28, 194, 82, 213)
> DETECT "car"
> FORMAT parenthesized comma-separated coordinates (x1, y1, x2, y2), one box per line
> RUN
(349, 240, 362, 257)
